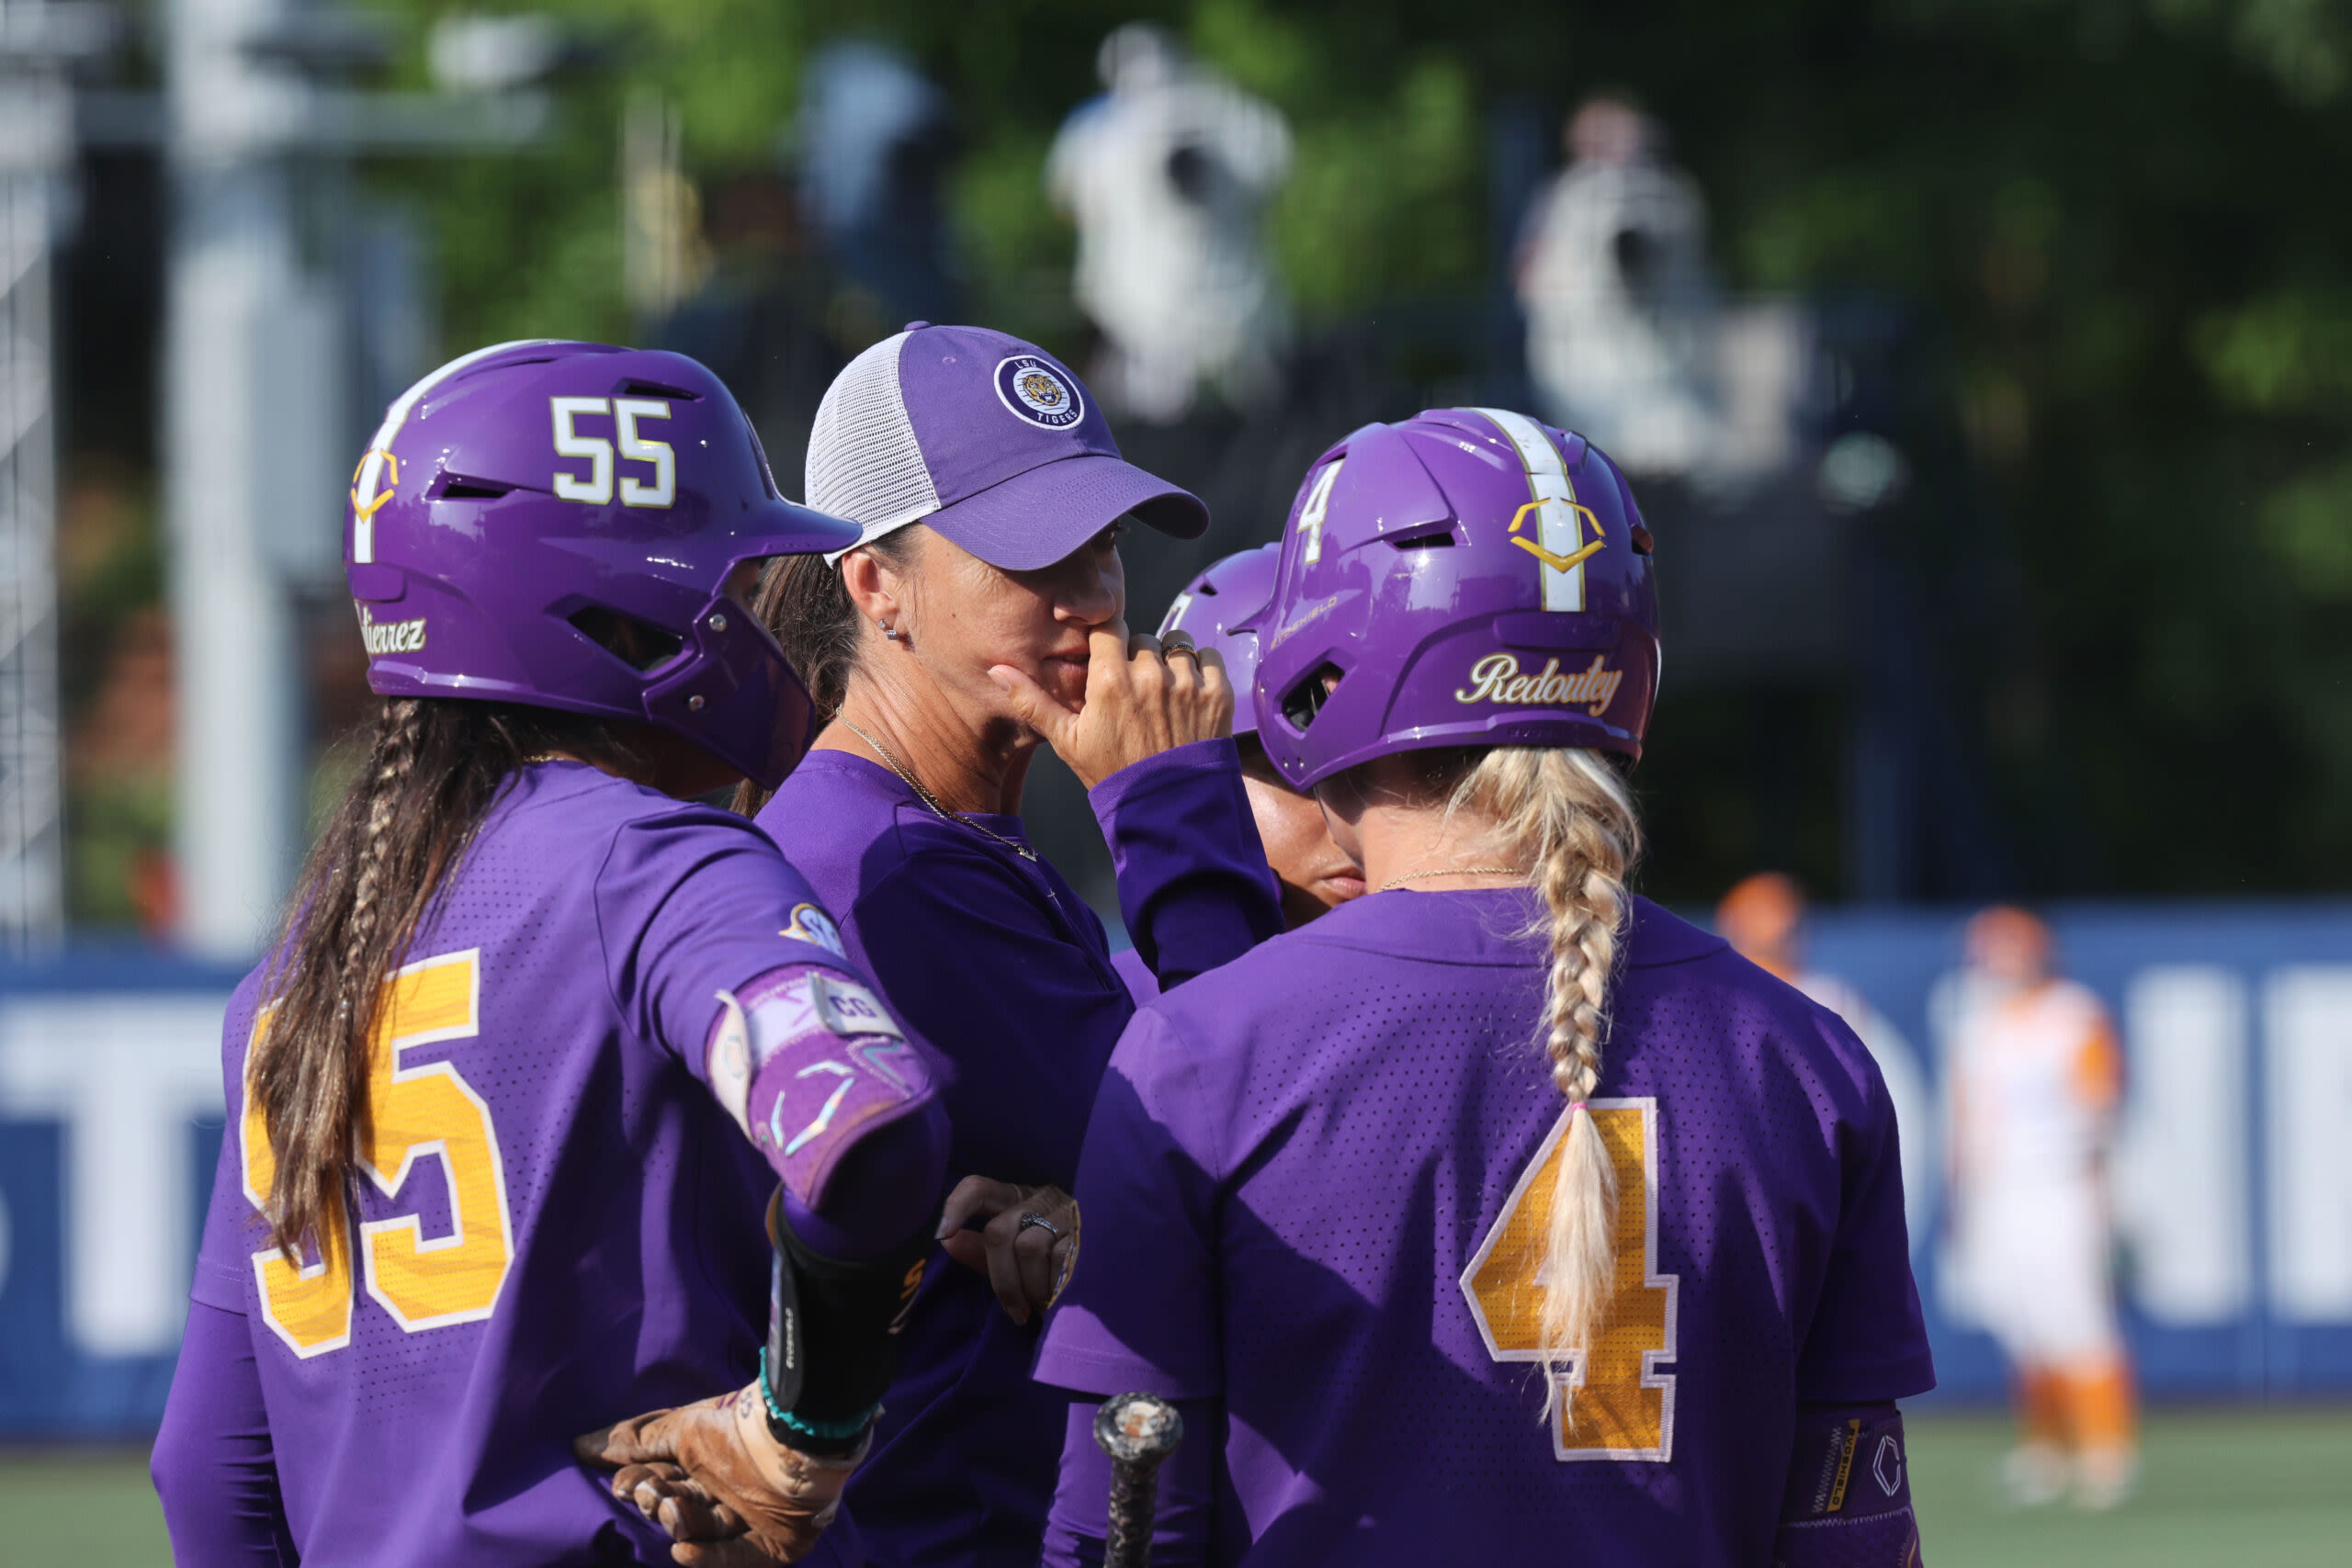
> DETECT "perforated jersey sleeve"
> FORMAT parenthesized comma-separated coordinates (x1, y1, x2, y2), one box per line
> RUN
(594, 806, 944, 1229)
(1034, 1008, 1224, 1402)
(1794, 1035, 1937, 1404)
(594, 807, 847, 1066)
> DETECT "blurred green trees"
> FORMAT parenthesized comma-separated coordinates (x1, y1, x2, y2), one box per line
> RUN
(357, 0, 2352, 897)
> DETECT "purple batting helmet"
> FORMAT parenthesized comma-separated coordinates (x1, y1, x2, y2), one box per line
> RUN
(1253, 408, 1659, 789)
(1158, 544, 1279, 737)
(345, 340, 859, 787)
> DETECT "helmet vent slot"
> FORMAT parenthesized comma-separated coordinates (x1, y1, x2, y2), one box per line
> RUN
(1282, 662, 1344, 732)
(568, 606, 685, 672)
(438, 479, 513, 501)
(618, 378, 702, 401)
(1389, 529, 1456, 549)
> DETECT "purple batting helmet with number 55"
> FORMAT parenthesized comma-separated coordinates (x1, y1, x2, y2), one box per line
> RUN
(1253, 408, 1660, 789)
(345, 340, 859, 786)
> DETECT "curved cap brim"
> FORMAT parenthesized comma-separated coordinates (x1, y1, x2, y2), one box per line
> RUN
(921, 452, 1207, 571)
(736, 496, 865, 557)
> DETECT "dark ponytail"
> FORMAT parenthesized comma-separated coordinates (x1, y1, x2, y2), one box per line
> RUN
(249, 697, 632, 1261)
(731, 531, 917, 817)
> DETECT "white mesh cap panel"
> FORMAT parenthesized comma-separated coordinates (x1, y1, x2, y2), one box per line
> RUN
(806, 331, 939, 556)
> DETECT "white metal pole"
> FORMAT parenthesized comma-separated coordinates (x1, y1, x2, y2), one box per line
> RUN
(0, 3, 73, 953)
(164, 0, 304, 956)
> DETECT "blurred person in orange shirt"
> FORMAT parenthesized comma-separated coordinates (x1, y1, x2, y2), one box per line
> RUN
(1717, 874, 1936, 1248)
(1946, 906, 2137, 1509)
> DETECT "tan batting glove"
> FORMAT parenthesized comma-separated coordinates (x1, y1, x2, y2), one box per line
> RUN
(577, 1383, 869, 1564)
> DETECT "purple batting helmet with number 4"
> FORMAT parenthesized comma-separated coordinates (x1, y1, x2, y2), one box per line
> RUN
(345, 340, 859, 787)
(1253, 408, 1660, 789)
(1159, 544, 1280, 738)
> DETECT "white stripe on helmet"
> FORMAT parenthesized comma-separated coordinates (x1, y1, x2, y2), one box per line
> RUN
(1470, 406, 1587, 614)
(351, 338, 560, 564)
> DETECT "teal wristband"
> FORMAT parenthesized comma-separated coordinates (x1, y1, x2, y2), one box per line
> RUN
(758, 1348, 879, 1442)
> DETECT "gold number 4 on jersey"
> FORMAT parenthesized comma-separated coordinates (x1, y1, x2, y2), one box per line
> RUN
(239, 950, 515, 1358)
(1460, 1098, 1679, 1461)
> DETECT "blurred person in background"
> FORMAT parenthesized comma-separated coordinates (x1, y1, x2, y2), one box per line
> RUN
(733, 323, 1283, 1567)
(1117, 544, 1365, 1002)
(1047, 23, 1291, 423)
(1516, 96, 1718, 478)
(1946, 905, 2138, 1509)
(797, 38, 962, 331)
(1717, 872, 1935, 1247)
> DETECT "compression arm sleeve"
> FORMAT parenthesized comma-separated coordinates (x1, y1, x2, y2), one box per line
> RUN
(1771, 1402, 1923, 1567)
(1043, 1394, 1218, 1568)
(703, 963, 949, 1259)
(152, 1301, 297, 1567)
(1091, 739, 1283, 988)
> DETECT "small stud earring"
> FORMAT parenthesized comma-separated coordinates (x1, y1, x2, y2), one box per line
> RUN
(879, 621, 899, 641)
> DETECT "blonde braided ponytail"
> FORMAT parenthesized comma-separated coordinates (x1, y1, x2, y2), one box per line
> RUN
(1452, 746, 1641, 1388)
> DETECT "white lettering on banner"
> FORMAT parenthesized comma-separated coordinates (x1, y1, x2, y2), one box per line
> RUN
(0, 998, 227, 1356)
(2266, 967, 2352, 1323)
(2114, 968, 2249, 1324)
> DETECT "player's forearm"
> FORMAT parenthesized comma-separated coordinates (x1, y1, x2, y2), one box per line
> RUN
(153, 1300, 298, 1566)
(705, 962, 949, 1256)
(1091, 738, 1283, 986)
(1771, 1402, 1923, 1567)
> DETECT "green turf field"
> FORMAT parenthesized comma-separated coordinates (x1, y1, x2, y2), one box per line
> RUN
(5, 1406, 2348, 1566)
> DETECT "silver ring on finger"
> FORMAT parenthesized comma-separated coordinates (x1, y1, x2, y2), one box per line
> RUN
(1161, 633, 1200, 660)
(1017, 1213, 1064, 1242)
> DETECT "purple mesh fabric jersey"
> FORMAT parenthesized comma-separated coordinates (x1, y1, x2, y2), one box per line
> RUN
(184, 762, 900, 1565)
(1037, 888, 1932, 1566)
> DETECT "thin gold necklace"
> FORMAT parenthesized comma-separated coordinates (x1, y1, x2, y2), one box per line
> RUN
(1376, 865, 1525, 893)
(841, 720, 1039, 863)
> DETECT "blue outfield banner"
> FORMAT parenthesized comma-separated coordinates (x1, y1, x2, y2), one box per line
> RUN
(0, 906, 2349, 1437)
(0, 953, 247, 1438)
(1804, 902, 2352, 1406)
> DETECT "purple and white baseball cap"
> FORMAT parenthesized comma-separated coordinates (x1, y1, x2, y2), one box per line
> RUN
(807, 322, 1208, 570)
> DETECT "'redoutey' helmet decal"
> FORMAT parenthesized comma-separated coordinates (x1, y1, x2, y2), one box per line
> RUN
(344, 340, 860, 787)
(1253, 408, 1660, 789)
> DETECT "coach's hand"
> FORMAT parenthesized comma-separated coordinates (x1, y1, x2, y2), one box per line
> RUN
(576, 1384, 866, 1564)
(937, 1176, 1080, 1325)
(990, 618, 1231, 791)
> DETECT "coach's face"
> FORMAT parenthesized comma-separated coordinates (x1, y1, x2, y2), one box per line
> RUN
(891, 523, 1126, 723)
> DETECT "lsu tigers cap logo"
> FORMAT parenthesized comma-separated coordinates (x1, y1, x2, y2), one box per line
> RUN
(994, 354, 1085, 430)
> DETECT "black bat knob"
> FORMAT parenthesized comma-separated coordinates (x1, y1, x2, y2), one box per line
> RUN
(1094, 1393, 1185, 1568)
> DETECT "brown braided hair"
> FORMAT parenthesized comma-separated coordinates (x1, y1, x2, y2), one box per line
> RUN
(249, 696, 635, 1261)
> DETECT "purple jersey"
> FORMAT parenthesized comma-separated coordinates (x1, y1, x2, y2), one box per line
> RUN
(1037, 888, 1932, 1566)
(184, 762, 914, 1565)
(754, 741, 1279, 1567)
(1111, 945, 1160, 1006)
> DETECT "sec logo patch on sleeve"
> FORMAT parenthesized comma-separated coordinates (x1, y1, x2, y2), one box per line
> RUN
(782, 903, 847, 958)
